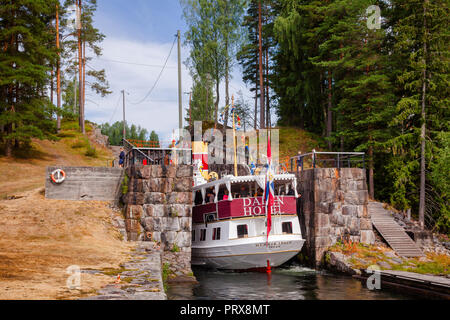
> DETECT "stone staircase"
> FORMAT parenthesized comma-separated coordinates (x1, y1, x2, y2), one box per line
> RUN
(369, 201, 424, 257)
(110, 146, 122, 167)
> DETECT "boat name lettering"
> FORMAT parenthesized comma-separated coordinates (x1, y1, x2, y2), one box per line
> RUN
(242, 197, 284, 216)
(255, 241, 292, 248)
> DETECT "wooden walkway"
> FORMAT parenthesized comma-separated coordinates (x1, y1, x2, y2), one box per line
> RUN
(369, 201, 424, 257)
(355, 269, 450, 299)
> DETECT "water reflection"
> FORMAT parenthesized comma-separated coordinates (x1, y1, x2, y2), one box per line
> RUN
(167, 264, 413, 300)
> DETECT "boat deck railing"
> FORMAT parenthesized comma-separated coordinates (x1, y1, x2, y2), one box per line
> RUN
(288, 151, 366, 173)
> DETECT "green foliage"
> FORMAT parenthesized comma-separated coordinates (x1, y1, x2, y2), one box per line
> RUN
(181, 0, 246, 126)
(149, 131, 160, 145)
(100, 121, 150, 146)
(171, 243, 180, 253)
(122, 173, 129, 195)
(430, 132, 450, 234)
(71, 139, 89, 149)
(268, 0, 449, 232)
(188, 75, 216, 123)
(0, 1, 110, 155)
(85, 145, 98, 158)
(0, 0, 60, 155)
(162, 262, 172, 292)
(60, 0, 111, 102)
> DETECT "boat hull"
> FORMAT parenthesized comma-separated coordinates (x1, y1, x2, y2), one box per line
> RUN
(192, 235, 305, 270)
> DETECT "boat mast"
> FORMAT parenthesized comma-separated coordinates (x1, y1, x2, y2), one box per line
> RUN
(232, 95, 238, 177)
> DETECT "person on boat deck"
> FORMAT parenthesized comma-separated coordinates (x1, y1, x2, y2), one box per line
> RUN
(207, 190, 215, 203)
(297, 151, 303, 173)
(223, 190, 229, 200)
(194, 191, 203, 205)
(239, 186, 249, 198)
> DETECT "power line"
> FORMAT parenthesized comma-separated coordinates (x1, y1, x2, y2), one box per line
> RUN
(108, 93, 122, 123)
(94, 57, 177, 69)
(130, 37, 177, 105)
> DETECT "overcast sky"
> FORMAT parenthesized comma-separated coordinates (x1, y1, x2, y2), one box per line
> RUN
(86, 0, 254, 143)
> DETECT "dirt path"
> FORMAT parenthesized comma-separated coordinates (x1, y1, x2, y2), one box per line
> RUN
(0, 187, 133, 300)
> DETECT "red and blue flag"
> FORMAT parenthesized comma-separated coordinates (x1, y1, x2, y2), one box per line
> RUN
(264, 132, 275, 244)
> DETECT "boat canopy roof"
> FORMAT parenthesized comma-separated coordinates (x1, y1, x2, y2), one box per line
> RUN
(193, 174, 297, 192)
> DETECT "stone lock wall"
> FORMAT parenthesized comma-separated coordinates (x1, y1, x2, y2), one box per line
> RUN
(123, 165, 193, 253)
(297, 168, 375, 267)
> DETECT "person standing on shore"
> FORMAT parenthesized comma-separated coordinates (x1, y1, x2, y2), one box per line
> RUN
(119, 147, 125, 168)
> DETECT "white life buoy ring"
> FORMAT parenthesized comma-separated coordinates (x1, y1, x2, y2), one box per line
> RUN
(51, 169, 66, 184)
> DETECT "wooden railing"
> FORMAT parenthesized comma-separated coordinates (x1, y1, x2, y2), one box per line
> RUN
(127, 139, 161, 148)
(122, 139, 192, 168)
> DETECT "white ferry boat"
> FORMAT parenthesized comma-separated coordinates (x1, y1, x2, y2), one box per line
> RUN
(191, 174, 305, 271)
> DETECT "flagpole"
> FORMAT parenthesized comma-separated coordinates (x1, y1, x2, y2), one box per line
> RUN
(232, 96, 238, 177)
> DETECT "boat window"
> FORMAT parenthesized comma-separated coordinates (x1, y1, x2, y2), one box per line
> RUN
(200, 229, 206, 241)
(282, 222, 293, 234)
(237, 225, 248, 238)
(192, 230, 195, 242)
(213, 228, 221, 240)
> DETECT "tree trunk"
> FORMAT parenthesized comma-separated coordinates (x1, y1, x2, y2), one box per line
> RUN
(327, 70, 333, 150)
(254, 73, 258, 130)
(78, 0, 84, 134)
(258, 1, 265, 129)
(82, 36, 86, 134)
(51, 69, 54, 105)
(224, 38, 230, 133)
(56, 4, 61, 132)
(320, 72, 326, 137)
(214, 77, 220, 129)
(368, 144, 374, 199)
(419, 1, 428, 229)
(205, 84, 209, 120)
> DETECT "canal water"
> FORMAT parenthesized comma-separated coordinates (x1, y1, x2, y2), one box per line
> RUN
(167, 264, 414, 300)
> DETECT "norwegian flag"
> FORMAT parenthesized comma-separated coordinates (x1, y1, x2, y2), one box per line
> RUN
(264, 132, 275, 244)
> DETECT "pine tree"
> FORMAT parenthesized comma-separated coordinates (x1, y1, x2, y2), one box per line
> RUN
(0, 0, 60, 156)
(61, 0, 111, 134)
(386, 0, 449, 227)
(237, 0, 260, 129)
(273, 0, 325, 134)
(188, 75, 215, 123)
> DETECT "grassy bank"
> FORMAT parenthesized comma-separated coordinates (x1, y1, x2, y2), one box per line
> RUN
(0, 121, 114, 199)
(327, 241, 450, 276)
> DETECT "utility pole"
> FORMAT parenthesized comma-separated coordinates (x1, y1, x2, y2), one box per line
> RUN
(56, 4, 61, 132)
(177, 30, 183, 130)
(122, 90, 126, 141)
